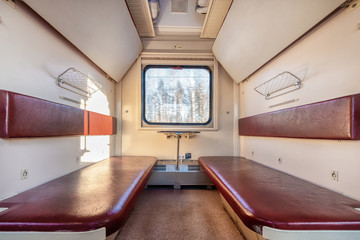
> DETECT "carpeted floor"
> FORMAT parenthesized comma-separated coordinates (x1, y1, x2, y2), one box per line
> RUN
(117, 188, 244, 240)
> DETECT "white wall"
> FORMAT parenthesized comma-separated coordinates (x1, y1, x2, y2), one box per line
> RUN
(118, 61, 235, 160)
(239, 7, 360, 199)
(0, 2, 115, 199)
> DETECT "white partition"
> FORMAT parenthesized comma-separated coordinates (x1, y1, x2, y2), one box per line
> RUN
(23, 0, 142, 82)
(212, 0, 344, 84)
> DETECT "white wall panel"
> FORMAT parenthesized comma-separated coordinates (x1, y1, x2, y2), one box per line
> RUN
(239, 6, 360, 199)
(0, 2, 115, 200)
(120, 60, 235, 160)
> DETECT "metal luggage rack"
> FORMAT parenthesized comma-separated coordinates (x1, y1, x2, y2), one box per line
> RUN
(57, 68, 102, 97)
(254, 71, 302, 100)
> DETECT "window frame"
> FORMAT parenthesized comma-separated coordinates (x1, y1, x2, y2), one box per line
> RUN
(142, 65, 213, 126)
(137, 53, 218, 131)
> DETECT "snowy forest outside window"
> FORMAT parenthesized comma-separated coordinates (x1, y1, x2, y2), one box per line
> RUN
(143, 65, 212, 125)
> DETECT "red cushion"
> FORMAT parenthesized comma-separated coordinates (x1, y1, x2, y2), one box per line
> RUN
(199, 156, 360, 233)
(0, 90, 84, 137)
(0, 91, 8, 137)
(87, 111, 117, 135)
(0, 90, 117, 138)
(0, 156, 156, 236)
(239, 94, 360, 139)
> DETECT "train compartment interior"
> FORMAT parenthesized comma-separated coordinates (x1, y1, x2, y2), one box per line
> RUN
(1, 0, 360, 239)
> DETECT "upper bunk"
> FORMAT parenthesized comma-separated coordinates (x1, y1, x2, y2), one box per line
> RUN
(17, 0, 347, 83)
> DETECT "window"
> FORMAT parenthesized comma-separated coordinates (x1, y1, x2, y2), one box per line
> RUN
(142, 65, 212, 125)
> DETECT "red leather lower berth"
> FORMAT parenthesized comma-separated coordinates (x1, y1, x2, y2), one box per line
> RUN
(0, 156, 156, 236)
(199, 156, 360, 234)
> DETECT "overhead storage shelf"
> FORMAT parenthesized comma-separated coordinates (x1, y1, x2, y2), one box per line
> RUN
(254, 71, 301, 100)
(57, 68, 102, 97)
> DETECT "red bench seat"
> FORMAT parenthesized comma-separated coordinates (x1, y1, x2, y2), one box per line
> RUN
(0, 156, 156, 237)
(199, 156, 360, 235)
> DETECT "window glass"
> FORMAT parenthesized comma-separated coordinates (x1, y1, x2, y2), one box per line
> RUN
(143, 66, 212, 125)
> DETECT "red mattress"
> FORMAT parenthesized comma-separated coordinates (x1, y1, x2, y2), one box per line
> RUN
(199, 156, 360, 234)
(0, 156, 156, 236)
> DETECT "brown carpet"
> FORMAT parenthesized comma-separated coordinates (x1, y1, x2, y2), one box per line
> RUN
(117, 188, 244, 240)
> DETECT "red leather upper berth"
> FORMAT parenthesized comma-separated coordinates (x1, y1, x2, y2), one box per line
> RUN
(199, 156, 360, 233)
(0, 156, 156, 236)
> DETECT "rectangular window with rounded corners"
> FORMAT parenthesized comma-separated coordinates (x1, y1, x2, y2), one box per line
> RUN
(142, 65, 212, 126)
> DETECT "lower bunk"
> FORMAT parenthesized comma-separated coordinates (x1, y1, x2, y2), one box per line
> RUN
(199, 156, 360, 240)
(0, 156, 157, 240)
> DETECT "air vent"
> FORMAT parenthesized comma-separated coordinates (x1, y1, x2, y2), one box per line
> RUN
(142, 57, 214, 61)
(153, 164, 200, 171)
(188, 165, 201, 171)
(171, 0, 188, 13)
(154, 164, 167, 171)
(126, 0, 155, 37)
(140, 54, 216, 67)
(201, 0, 233, 38)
